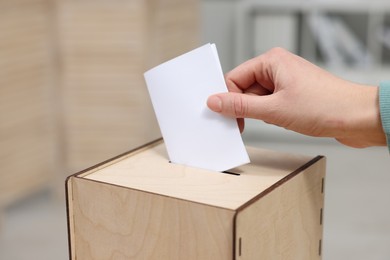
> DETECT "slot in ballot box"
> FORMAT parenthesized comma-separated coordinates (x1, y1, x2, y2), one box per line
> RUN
(66, 139, 326, 259)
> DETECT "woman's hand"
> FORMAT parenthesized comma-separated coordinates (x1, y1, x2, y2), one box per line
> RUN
(207, 48, 386, 148)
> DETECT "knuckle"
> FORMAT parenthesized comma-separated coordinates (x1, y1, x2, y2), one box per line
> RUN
(268, 47, 287, 56)
(266, 47, 288, 61)
(232, 95, 247, 117)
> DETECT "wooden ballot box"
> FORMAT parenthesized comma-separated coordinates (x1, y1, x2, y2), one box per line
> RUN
(66, 139, 326, 260)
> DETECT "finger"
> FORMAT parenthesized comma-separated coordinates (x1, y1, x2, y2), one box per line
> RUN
(207, 92, 273, 120)
(237, 118, 245, 133)
(207, 96, 246, 132)
(244, 82, 272, 96)
(225, 55, 275, 93)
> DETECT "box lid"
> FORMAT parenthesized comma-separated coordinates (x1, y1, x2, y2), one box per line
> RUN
(80, 140, 315, 210)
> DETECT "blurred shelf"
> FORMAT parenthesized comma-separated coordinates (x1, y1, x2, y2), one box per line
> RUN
(236, 0, 390, 69)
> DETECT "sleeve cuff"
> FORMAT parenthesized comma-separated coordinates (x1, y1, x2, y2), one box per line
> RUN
(379, 81, 390, 152)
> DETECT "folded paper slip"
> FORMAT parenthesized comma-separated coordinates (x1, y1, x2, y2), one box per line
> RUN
(144, 43, 249, 171)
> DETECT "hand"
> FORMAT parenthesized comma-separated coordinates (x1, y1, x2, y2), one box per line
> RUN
(207, 48, 386, 148)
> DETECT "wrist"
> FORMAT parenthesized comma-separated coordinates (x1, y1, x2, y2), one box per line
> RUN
(339, 84, 386, 148)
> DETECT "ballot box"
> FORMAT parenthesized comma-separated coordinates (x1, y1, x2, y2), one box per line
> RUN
(66, 139, 326, 259)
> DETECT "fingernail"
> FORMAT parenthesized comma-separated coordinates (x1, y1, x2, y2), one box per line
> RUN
(207, 96, 222, 112)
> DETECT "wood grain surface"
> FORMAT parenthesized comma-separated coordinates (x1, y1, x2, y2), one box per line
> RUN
(67, 140, 326, 259)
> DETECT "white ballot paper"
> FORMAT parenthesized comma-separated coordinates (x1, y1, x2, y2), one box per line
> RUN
(144, 43, 250, 172)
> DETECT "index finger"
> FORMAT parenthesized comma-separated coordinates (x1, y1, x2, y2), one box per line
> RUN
(225, 54, 276, 94)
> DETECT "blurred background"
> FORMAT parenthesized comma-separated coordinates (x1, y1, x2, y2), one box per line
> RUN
(0, 0, 389, 259)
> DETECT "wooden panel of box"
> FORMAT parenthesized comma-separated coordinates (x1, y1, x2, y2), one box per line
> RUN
(56, 0, 199, 173)
(67, 139, 326, 259)
(0, 0, 57, 207)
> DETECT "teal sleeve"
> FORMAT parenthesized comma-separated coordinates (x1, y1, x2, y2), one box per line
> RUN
(379, 81, 390, 152)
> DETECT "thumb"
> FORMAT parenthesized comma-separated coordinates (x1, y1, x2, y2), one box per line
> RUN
(207, 92, 271, 119)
